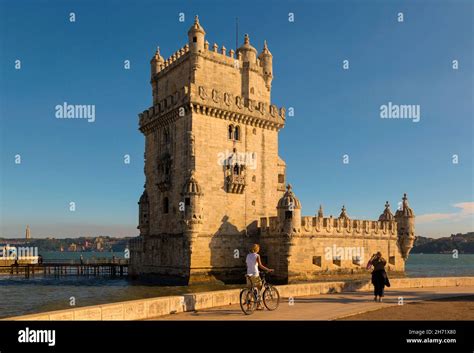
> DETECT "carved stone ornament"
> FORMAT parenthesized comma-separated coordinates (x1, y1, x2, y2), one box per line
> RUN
(247, 98, 254, 112)
(270, 105, 277, 117)
(212, 89, 220, 103)
(199, 86, 207, 100)
(236, 96, 243, 109)
(224, 92, 232, 106)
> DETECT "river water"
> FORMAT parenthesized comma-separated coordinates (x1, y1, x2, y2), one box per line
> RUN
(0, 253, 472, 319)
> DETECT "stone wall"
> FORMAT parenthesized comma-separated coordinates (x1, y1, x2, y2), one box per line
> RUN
(260, 215, 405, 282)
(286, 235, 404, 281)
(188, 233, 258, 283)
(193, 111, 282, 234)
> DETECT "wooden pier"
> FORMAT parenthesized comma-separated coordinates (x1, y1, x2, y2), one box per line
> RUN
(0, 259, 128, 278)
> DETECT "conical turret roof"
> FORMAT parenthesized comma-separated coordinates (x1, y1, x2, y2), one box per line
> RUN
(277, 184, 301, 209)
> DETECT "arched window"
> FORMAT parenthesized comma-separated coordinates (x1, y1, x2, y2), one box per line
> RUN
(250, 87, 255, 94)
(228, 125, 234, 139)
(163, 197, 169, 214)
(233, 164, 239, 175)
(234, 126, 240, 141)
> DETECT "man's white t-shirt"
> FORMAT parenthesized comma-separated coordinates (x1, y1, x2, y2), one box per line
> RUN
(246, 252, 259, 276)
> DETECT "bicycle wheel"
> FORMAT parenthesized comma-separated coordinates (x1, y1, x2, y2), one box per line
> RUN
(263, 285, 280, 311)
(240, 288, 257, 315)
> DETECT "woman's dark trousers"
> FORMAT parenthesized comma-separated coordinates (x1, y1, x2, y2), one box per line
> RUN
(372, 270, 385, 297)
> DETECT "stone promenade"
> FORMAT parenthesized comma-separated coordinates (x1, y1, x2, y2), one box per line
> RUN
(152, 285, 474, 321)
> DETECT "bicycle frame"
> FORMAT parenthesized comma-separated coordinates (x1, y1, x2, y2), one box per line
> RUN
(246, 273, 270, 301)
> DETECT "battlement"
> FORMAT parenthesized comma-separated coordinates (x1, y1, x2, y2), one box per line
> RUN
(150, 38, 268, 78)
(152, 38, 269, 74)
(260, 215, 398, 237)
(151, 44, 190, 79)
(201, 40, 268, 76)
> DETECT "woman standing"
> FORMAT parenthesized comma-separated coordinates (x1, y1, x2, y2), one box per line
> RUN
(368, 252, 390, 302)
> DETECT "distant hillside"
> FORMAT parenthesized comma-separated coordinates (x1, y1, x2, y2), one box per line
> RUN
(0, 236, 133, 253)
(412, 232, 474, 254)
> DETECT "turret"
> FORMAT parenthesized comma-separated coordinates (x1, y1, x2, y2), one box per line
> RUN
(277, 184, 301, 235)
(394, 193, 416, 259)
(317, 205, 324, 218)
(338, 205, 350, 226)
(338, 205, 349, 220)
(237, 34, 257, 64)
(150, 47, 164, 78)
(379, 201, 395, 221)
(258, 40, 273, 89)
(181, 171, 203, 231)
(187, 15, 206, 53)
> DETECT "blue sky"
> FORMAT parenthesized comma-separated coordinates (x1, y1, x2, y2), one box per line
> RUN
(1, 0, 472, 238)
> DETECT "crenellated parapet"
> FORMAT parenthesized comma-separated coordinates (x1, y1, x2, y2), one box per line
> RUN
(151, 44, 191, 80)
(260, 189, 402, 239)
(260, 215, 397, 238)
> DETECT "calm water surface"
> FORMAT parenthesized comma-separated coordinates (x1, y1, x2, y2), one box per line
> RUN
(0, 253, 472, 318)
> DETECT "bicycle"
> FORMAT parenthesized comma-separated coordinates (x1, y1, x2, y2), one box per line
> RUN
(239, 271, 280, 315)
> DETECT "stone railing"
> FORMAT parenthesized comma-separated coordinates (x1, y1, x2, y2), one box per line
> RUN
(225, 174, 246, 194)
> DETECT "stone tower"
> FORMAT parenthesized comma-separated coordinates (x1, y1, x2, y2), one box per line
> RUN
(129, 17, 416, 284)
(130, 16, 287, 283)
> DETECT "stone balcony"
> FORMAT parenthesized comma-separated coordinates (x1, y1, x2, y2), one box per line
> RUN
(225, 174, 246, 194)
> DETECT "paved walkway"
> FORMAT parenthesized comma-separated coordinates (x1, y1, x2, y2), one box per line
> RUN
(150, 286, 474, 321)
